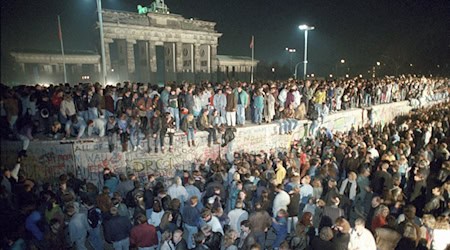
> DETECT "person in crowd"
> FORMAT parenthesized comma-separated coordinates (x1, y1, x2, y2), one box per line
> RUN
(149, 110, 162, 153)
(198, 108, 219, 147)
(272, 208, 288, 249)
(181, 113, 197, 147)
(201, 208, 224, 235)
(128, 116, 143, 151)
(201, 224, 222, 250)
(160, 112, 176, 153)
(172, 229, 188, 250)
(228, 200, 249, 234)
(348, 218, 377, 250)
(87, 118, 106, 137)
(66, 203, 90, 250)
(0, 78, 448, 250)
(264, 87, 276, 123)
(234, 84, 249, 126)
(104, 207, 132, 250)
(253, 90, 264, 125)
(213, 88, 227, 125)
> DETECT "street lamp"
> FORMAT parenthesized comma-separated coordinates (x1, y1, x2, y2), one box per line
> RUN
(285, 47, 296, 76)
(299, 24, 315, 80)
(335, 58, 346, 77)
(96, 0, 107, 86)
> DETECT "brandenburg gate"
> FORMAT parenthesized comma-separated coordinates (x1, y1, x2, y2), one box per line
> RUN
(102, 1, 222, 84)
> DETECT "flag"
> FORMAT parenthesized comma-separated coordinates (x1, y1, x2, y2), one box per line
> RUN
(58, 17, 63, 41)
(249, 35, 254, 49)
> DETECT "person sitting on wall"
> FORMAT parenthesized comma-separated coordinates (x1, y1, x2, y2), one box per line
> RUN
(198, 109, 218, 148)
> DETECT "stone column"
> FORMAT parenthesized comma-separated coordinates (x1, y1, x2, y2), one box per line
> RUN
(18, 63, 25, 73)
(104, 39, 113, 73)
(207, 45, 211, 74)
(176, 42, 183, 72)
(148, 41, 157, 73)
(148, 41, 157, 83)
(210, 45, 218, 73)
(194, 44, 201, 73)
(190, 44, 195, 72)
(126, 39, 136, 76)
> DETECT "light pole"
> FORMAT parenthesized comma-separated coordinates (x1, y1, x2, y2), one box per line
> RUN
(285, 47, 296, 76)
(335, 59, 345, 78)
(96, 0, 107, 86)
(299, 24, 315, 80)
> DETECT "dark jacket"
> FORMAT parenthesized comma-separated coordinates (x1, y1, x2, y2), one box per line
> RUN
(222, 127, 236, 147)
(287, 193, 300, 217)
(73, 94, 87, 112)
(204, 231, 222, 250)
(331, 232, 350, 250)
(150, 116, 161, 134)
(198, 114, 211, 131)
(87, 93, 100, 108)
(103, 215, 132, 243)
(185, 93, 194, 114)
(182, 204, 201, 226)
(310, 236, 334, 250)
(225, 93, 237, 112)
(174, 238, 188, 250)
(371, 170, 393, 195)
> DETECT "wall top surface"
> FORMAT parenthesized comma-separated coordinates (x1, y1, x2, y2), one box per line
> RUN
(11, 52, 101, 64)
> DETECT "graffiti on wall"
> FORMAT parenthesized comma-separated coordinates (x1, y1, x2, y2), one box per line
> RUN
(0, 141, 74, 182)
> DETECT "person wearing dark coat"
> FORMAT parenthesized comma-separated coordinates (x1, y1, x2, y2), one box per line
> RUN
(370, 163, 393, 195)
(149, 110, 162, 153)
(311, 226, 334, 250)
(103, 207, 132, 249)
(201, 224, 222, 250)
(287, 186, 300, 234)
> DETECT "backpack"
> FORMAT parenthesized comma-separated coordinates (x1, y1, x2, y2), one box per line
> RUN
(125, 189, 137, 208)
(87, 207, 102, 228)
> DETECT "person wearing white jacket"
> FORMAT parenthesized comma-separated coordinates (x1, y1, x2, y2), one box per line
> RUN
(348, 218, 377, 250)
(272, 184, 290, 216)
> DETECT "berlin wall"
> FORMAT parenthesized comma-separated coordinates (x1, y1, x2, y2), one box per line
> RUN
(0, 101, 416, 184)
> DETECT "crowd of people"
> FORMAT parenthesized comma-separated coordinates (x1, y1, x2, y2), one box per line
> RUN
(0, 76, 448, 157)
(0, 77, 449, 250)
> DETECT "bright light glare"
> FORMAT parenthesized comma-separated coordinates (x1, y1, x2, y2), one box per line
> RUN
(299, 25, 315, 30)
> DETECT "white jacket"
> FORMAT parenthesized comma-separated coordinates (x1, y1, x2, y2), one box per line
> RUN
(348, 227, 377, 250)
(273, 190, 290, 216)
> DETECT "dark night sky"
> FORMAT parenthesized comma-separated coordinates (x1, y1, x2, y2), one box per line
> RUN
(1, 0, 450, 77)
